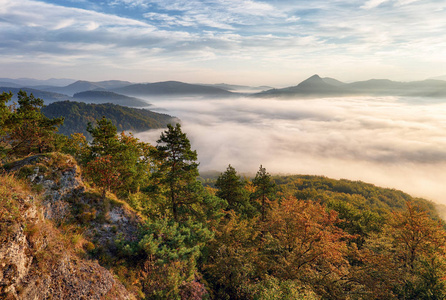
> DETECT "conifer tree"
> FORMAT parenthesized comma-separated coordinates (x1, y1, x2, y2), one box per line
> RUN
(153, 123, 201, 221)
(251, 165, 276, 221)
(84, 116, 153, 197)
(86, 116, 120, 157)
(3, 91, 63, 157)
(0, 92, 12, 159)
(215, 164, 254, 217)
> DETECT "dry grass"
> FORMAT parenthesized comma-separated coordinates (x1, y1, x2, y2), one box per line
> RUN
(0, 173, 31, 243)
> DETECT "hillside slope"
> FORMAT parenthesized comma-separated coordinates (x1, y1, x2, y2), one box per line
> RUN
(42, 101, 177, 138)
(73, 90, 149, 107)
(0, 153, 134, 299)
(2, 151, 445, 299)
(113, 80, 235, 97)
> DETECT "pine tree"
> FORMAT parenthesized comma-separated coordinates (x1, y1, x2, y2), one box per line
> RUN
(251, 165, 276, 221)
(3, 91, 64, 157)
(86, 116, 120, 157)
(153, 123, 201, 221)
(215, 164, 254, 217)
(84, 117, 153, 197)
(0, 92, 12, 159)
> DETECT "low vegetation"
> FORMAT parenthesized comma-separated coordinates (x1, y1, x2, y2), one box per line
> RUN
(2, 91, 446, 299)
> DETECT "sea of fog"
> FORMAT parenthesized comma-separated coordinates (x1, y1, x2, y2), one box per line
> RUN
(134, 96, 446, 204)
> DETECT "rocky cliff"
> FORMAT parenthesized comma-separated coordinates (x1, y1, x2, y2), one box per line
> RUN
(1, 153, 138, 299)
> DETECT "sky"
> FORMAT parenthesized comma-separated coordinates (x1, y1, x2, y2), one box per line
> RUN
(1, 0, 446, 86)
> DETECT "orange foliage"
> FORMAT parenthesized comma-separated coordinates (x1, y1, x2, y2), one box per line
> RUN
(262, 198, 351, 296)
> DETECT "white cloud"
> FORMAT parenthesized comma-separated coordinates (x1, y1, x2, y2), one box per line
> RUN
(0, 0, 446, 83)
(361, 0, 390, 9)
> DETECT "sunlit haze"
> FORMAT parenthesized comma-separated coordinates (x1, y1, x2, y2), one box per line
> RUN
(135, 96, 446, 204)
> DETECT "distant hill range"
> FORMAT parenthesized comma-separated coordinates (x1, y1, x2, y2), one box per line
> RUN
(0, 77, 76, 87)
(42, 101, 176, 139)
(113, 81, 235, 97)
(256, 74, 446, 98)
(200, 83, 273, 93)
(2, 76, 446, 102)
(73, 91, 149, 107)
(0, 87, 71, 103)
(44, 80, 133, 96)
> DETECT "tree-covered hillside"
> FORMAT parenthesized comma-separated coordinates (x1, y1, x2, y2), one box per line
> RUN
(2, 91, 446, 299)
(274, 175, 439, 217)
(42, 100, 176, 138)
(73, 90, 149, 107)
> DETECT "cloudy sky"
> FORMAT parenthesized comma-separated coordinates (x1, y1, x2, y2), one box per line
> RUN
(1, 0, 445, 85)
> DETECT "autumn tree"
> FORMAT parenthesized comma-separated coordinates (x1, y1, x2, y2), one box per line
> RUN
(203, 213, 263, 299)
(84, 155, 120, 199)
(351, 203, 446, 299)
(389, 203, 446, 298)
(61, 132, 91, 163)
(251, 165, 276, 221)
(261, 198, 351, 298)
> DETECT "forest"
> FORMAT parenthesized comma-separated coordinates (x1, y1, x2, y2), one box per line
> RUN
(41, 100, 175, 139)
(2, 91, 446, 299)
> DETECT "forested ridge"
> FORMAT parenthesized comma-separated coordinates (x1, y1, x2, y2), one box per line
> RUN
(2, 91, 446, 299)
(41, 100, 175, 139)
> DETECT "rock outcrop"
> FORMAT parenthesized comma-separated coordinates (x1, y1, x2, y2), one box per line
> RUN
(1, 153, 135, 299)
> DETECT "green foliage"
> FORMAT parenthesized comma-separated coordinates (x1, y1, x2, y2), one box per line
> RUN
(251, 165, 276, 221)
(42, 100, 174, 139)
(137, 218, 213, 299)
(151, 123, 202, 221)
(246, 276, 318, 300)
(81, 116, 154, 197)
(274, 175, 440, 219)
(328, 200, 383, 248)
(215, 164, 256, 218)
(0, 91, 64, 159)
(0, 92, 13, 158)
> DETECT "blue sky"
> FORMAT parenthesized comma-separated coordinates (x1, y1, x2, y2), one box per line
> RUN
(1, 0, 445, 85)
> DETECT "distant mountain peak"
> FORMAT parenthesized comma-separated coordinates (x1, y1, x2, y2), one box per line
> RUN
(308, 74, 322, 80)
(296, 74, 330, 88)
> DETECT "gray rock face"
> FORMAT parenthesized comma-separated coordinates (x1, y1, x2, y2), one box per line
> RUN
(1, 154, 135, 299)
(0, 196, 38, 296)
(0, 225, 33, 294)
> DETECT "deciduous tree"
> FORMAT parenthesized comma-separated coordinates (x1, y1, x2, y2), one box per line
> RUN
(262, 198, 351, 298)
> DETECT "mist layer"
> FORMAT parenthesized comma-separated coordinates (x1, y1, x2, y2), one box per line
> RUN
(135, 96, 446, 203)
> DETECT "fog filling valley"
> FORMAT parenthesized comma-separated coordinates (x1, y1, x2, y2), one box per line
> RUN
(134, 96, 446, 204)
